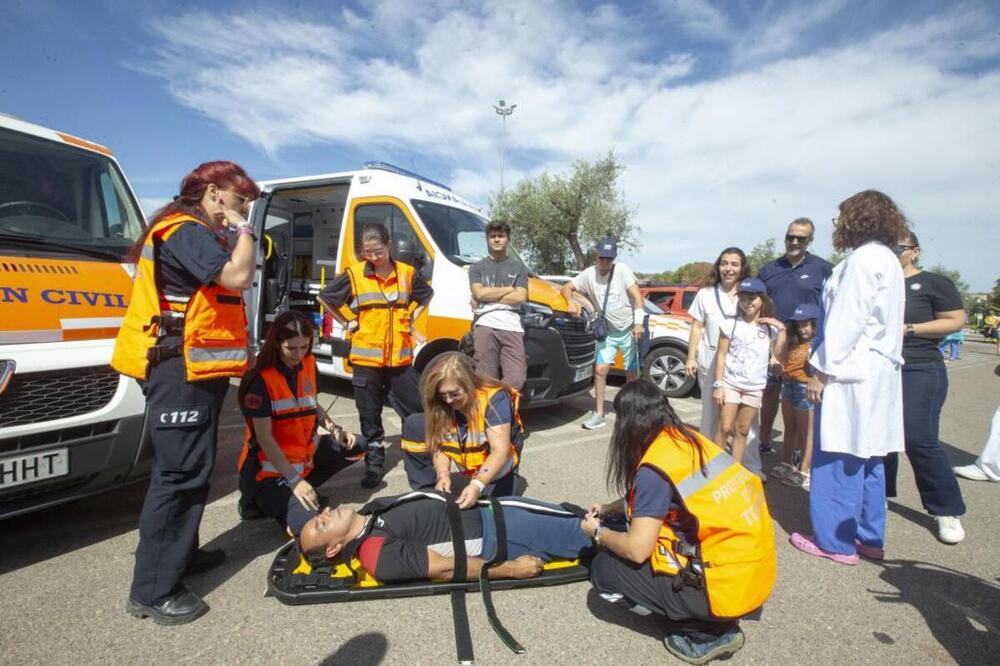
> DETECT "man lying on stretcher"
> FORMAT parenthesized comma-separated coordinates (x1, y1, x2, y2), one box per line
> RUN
(297, 493, 595, 583)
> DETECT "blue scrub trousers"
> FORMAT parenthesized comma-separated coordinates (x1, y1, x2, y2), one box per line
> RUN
(808, 405, 887, 555)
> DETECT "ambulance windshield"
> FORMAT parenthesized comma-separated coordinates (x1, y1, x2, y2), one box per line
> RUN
(410, 199, 528, 269)
(0, 127, 144, 261)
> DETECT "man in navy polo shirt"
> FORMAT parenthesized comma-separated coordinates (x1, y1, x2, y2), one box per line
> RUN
(757, 218, 833, 453)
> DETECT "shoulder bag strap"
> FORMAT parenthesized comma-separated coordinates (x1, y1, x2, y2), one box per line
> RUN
(598, 265, 615, 317)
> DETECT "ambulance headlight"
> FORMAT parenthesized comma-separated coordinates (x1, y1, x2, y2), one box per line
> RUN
(522, 302, 554, 329)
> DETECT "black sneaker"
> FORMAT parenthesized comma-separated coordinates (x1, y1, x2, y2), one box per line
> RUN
(758, 441, 775, 454)
(664, 627, 745, 665)
(238, 498, 265, 521)
(361, 469, 383, 489)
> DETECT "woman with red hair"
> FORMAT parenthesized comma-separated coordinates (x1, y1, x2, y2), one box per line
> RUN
(112, 161, 260, 626)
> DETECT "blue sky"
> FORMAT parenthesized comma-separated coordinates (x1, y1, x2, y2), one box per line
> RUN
(3, 0, 999, 290)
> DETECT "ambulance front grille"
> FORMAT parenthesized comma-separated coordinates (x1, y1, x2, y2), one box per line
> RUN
(552, 317, 597, 367)
(0, 366, 120, 428)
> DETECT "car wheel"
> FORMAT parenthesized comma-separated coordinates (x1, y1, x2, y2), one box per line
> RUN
(643, 345, 696, 398)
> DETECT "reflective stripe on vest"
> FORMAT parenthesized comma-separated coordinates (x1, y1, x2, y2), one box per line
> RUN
(345, 260, 417, 368)
(111, 214, 249, 382)
(438, 386, 522, 476)
(627, 428, 777, 619)
(240, 357, 319, 483)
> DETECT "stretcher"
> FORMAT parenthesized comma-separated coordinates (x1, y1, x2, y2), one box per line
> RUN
(266, 540, 590, 605)
(265, 492, 594, 664)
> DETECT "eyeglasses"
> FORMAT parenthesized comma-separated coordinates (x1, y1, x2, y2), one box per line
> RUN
(229, 190, 251, 208)
(894, 244, 915, 255)
(437, 388, 465, 402)
(362, 248, 388, 259)
(785, 234, 812, 244)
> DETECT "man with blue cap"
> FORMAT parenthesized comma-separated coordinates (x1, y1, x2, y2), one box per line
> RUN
(560, 236, 645, 430)
(757, 219, 834, 454)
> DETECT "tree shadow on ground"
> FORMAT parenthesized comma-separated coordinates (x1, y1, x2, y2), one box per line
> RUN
(886, 500, 937, 534)
(319, 632, 389, 665)
(869, 559, 1000, 664)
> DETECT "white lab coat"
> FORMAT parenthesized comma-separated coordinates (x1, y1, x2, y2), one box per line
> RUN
(975, 406, 1000, 480)
(809, 242, 905, 457)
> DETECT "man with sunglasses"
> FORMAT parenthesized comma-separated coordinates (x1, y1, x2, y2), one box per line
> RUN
(757, 219, 834, 455)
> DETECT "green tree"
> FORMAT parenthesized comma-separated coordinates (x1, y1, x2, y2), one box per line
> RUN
(489, 150, 637, 274)
(827, 250, 845, 265)
(747, 238, 778, 275)
(990, 276, 1000, 310)
(671, 261, 714, 285)
(636, 270, 677, 284)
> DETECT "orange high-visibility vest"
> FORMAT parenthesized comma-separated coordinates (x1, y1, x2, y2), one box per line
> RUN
(438, 386, 522, 476)
(343, 261, 416, 368)
(627, 427, 777, 619)
(238, 357, 318, 482)
(111, 214, 248, 382)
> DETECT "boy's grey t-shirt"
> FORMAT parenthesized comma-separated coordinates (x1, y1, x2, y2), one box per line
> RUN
(571, 262, 637, 331)
(469, 255, 530, 332)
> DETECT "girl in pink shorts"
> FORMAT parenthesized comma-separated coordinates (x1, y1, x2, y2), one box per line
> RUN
(713, 278, 787, 464)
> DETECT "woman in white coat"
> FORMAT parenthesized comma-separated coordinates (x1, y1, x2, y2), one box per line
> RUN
(954, 363, 1000, 483)
(685, 248, 766, 479)
(790, 190, 908, 565)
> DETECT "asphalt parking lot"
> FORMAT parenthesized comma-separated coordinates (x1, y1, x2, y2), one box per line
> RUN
(2, 343, 998, 665)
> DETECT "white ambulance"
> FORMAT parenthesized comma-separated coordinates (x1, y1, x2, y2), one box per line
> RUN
(244, 162, 596, 405)
(0, 114, 149, 519)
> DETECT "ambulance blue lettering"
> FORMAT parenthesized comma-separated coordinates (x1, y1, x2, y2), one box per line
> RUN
(1, 287, 28, 303)
(41, 289, 66, 304)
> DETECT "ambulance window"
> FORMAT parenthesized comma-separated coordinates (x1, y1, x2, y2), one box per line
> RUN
(0, 127, 143, 260)
(354, 203, 421, 260)
(99, 172, 125, 235)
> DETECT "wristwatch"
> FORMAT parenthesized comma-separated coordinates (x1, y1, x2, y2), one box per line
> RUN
(712, 379, 724, 389)
(593, 524, 604, 546)
(905, 324, 916, 338)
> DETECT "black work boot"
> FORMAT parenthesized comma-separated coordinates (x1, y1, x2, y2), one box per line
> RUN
(127, 587, 209, 626)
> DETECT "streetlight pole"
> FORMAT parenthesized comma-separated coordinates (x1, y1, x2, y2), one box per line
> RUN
(493, 99, 516, 191)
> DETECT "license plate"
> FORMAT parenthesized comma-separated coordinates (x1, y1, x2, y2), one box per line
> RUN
(573, 365, 594, 383)
(0, 448, 69, 489)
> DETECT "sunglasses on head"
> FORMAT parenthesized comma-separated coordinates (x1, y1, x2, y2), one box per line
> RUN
(785, 234, 811, 244)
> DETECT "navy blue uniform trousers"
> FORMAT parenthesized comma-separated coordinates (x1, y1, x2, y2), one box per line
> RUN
(130, 355, 229, 605)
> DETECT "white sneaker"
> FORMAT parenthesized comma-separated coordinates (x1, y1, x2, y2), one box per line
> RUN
(954, 464, 996, 482)
(581, 411, 607, 430)
(935, 516, 965, 544)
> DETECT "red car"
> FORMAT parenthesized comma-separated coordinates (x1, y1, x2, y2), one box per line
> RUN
(640, 284, 699, 320)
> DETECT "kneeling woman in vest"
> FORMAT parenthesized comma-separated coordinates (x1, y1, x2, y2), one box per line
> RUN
(238, 311, 363, 530)
(405, 352, 525, 508)
(582, 380, 776, 664)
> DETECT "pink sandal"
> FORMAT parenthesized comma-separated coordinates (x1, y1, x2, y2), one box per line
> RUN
(789, 532, 859, 565)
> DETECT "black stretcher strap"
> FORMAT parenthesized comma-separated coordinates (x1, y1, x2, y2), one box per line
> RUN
(480, 499, 525, 654)
(443, 496, 474, 665)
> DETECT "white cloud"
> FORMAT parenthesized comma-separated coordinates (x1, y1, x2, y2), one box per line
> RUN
(139, 0, 1000, 289)
(656, 0, 734, 41)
